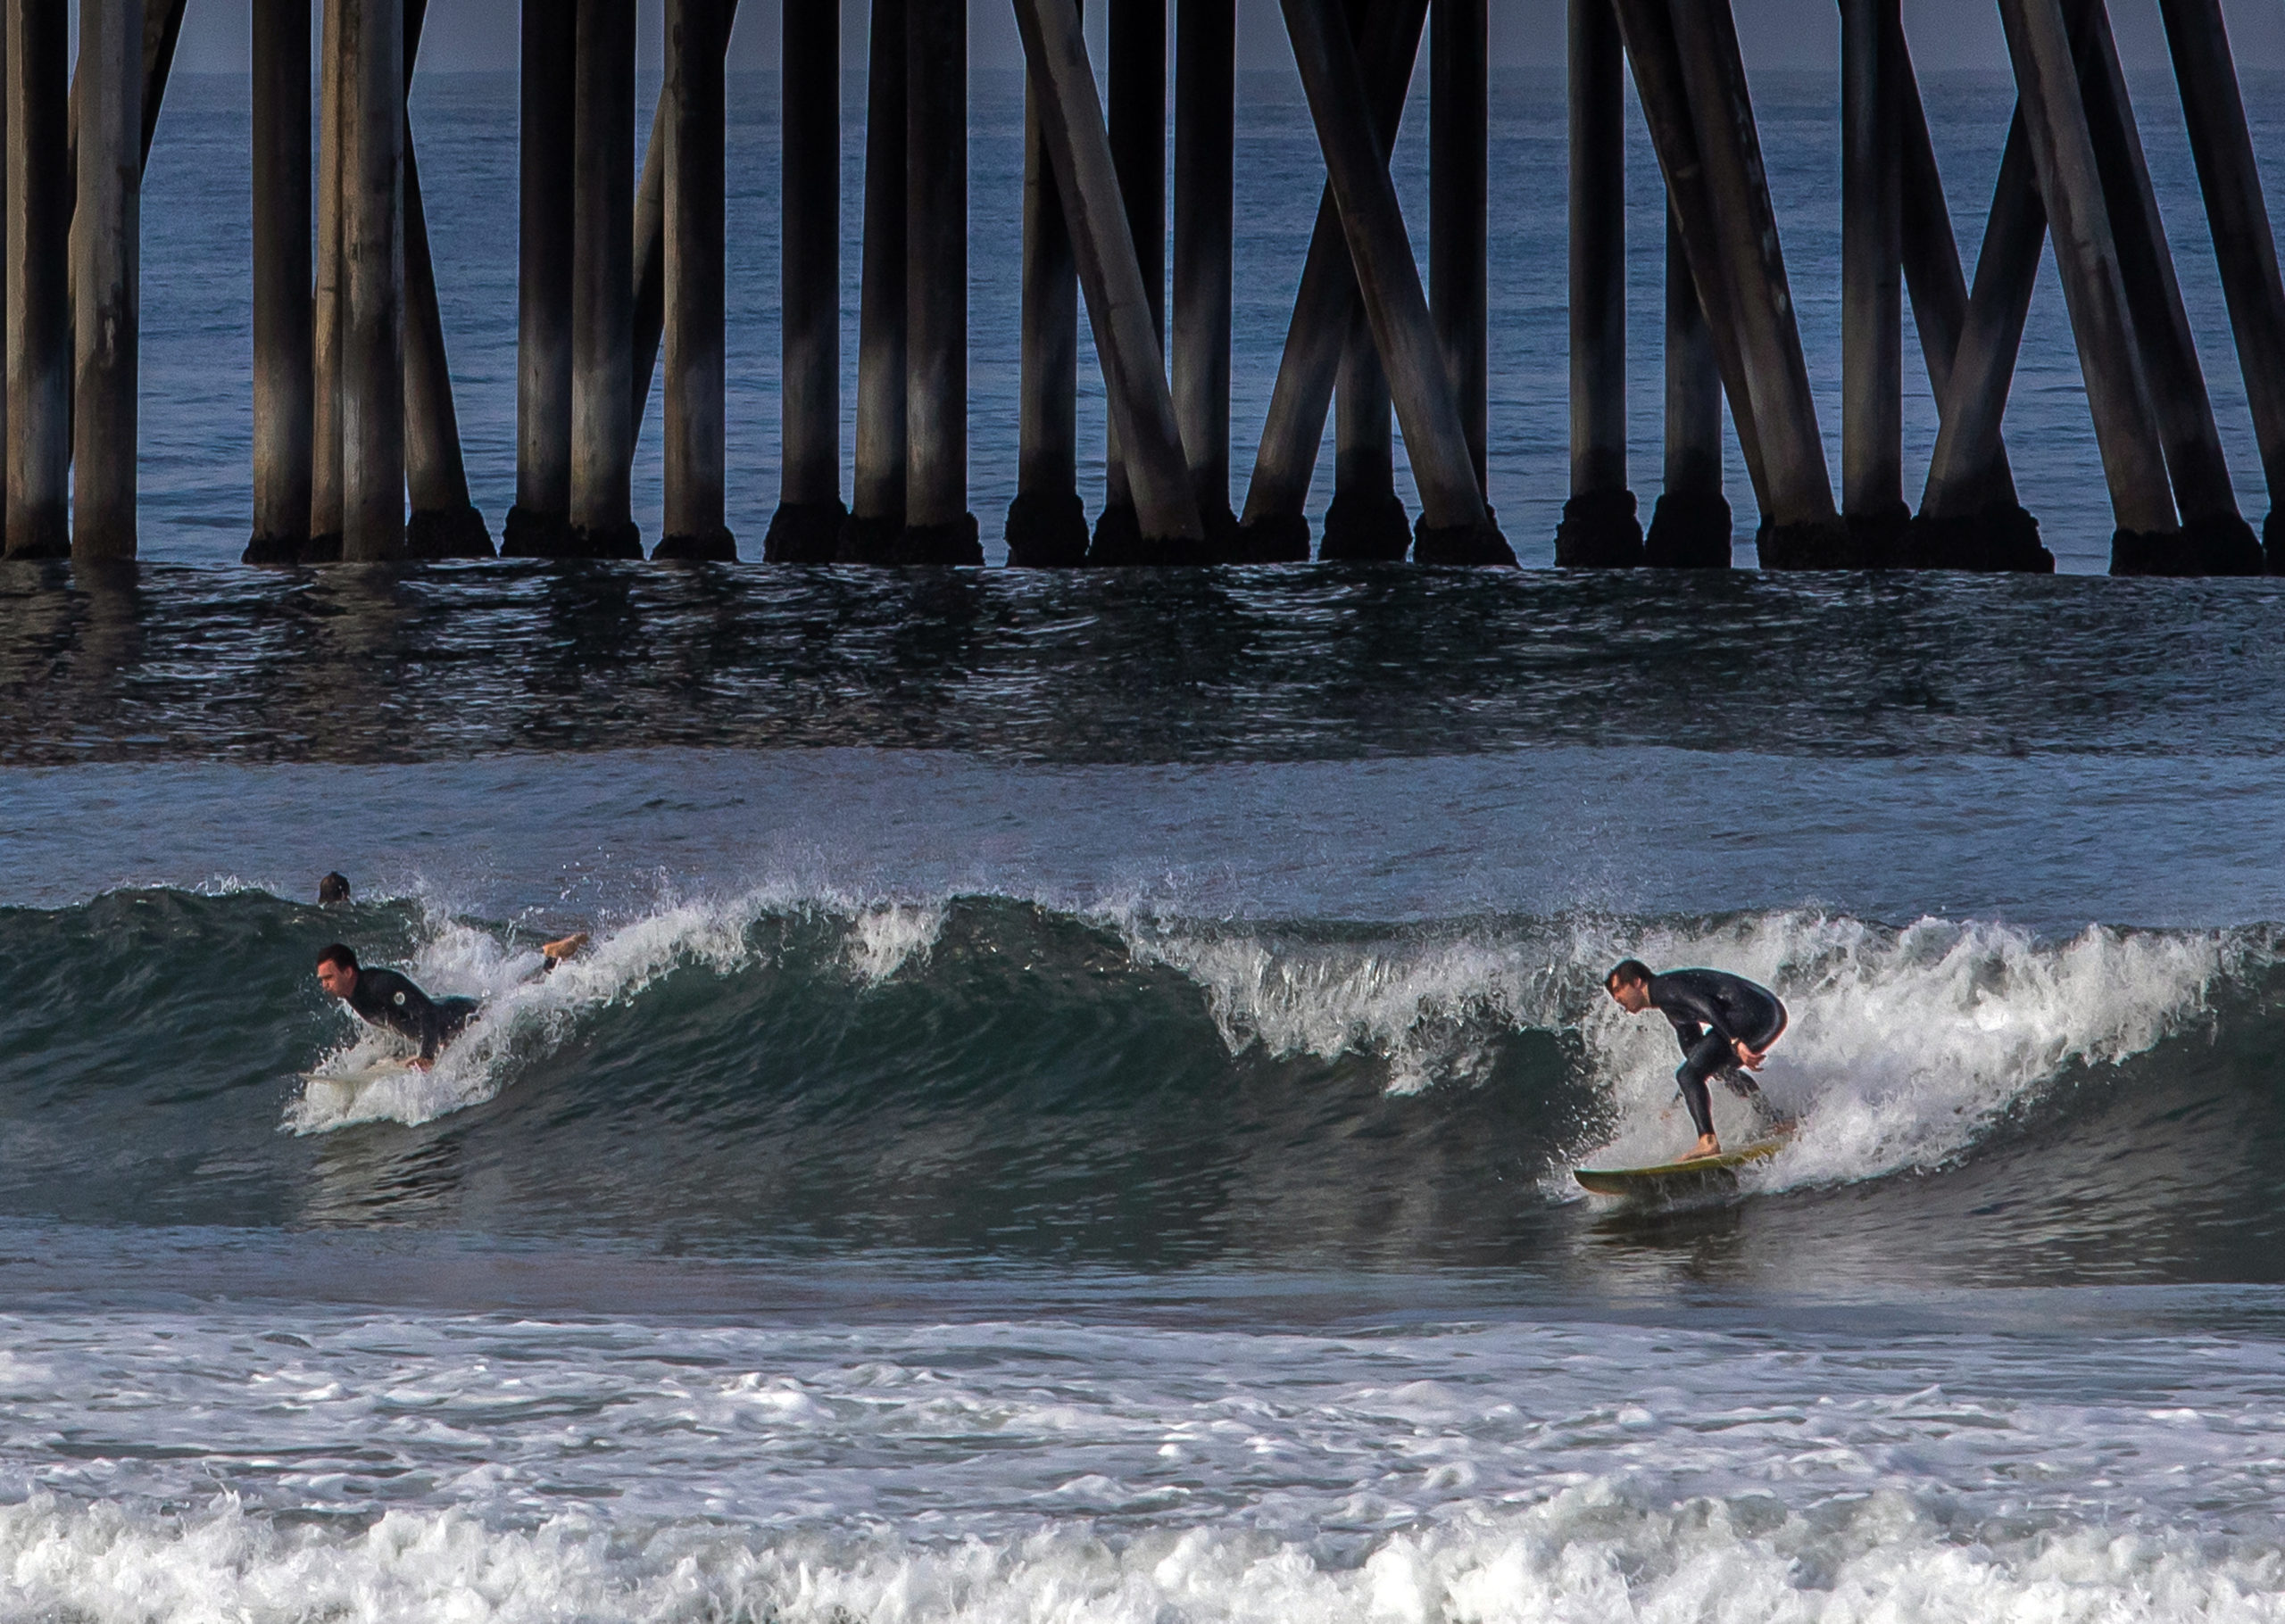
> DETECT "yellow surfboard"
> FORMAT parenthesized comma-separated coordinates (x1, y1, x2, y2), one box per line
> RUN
(1574, 1136, 1787, 1197)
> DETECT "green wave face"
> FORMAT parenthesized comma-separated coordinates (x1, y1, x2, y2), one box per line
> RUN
(3, 886, 2281, 1284)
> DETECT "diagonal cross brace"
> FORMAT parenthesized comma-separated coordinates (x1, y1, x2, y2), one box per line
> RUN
(1011, 0, 1204, 544)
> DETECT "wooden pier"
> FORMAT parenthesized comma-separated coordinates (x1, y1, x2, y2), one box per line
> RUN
(2, 0, 2281, 575)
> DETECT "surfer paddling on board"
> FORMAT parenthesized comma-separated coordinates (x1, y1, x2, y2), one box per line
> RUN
(314, 935, 587, 1070)
(1605, 960, 1790, 1162)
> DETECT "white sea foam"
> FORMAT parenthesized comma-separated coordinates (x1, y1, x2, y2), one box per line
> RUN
(1, 1305, 2281, 1624)
(2, 1469, 2281, 1624)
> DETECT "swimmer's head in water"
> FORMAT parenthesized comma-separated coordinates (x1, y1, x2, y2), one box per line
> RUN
(1606, 958, 1653, 1013)
(315, 942, 360, 998)
(318, 872, 351, 905)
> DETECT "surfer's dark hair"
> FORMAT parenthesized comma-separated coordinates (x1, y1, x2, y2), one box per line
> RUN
(318, 872, 351, 904)
(317, 943, 359, 972)
(1606, 959, 1652, 989)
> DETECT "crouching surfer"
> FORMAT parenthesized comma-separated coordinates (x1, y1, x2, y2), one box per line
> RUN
(1605, 959, 1791, 1162)
(314, 934, 587, 1070)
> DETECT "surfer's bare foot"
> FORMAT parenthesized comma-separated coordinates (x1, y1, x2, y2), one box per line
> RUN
(1678, 1133, 1722, 1162)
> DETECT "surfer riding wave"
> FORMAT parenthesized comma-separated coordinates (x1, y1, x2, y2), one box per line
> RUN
(1606, 959, 1790, 1161)
(314, 934, 588, 1070)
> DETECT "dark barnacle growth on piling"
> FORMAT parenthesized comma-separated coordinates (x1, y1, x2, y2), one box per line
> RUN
(2113, 513, 2265, 576)
(1906, 504, 2054, 572)
(1003, 491, 1089, 568)
(1320, 491, 1412, 562)
(1553, 490, 1644, 568)
(406, 506, 496, 560)
(1644, 493, 1732, 568)
(758, 501, 843, 563)
(1229, 513, 1311, 565)
(1415, 510, 1518, 567)
(895, 516, 985, 567)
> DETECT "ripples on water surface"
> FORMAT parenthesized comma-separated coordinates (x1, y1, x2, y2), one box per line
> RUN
(5, 559, 2285, 763)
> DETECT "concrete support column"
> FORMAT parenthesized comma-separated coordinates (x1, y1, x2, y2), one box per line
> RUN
(506, 0, 575, 555)
(1322, 0, 1405, 563)
(1993, 0, 2177, 568)
(1915, 111, 2049, 568)
(246, 0, 312, 565)
(902, 0, 980, 562)
(660, 0, 736, 561)
(1007, 14, 1086, 566)
(1430, 0, 1484, 493)
(1558, 0, 1639, 566)
(72, 0, 141, 560)
(2080, 2, 2258, 573)
(1666, 0, 1840, 564)
(395, 0, 490, 558)
(633, 0, 741, 432)
(569, 0, 640, 558)
(1010, 0, 1201, 551)
(761, 0, 839, 560)
(1277, 0, 1508, 562)
(1172, 0, 1235, 555)
(1089, 0, 1167, 562)
(306, 0, 347, 559)
(1840, 0, 1905, 562)
(1646, 204, 1730, 566)
(1321, 301, 1405, 559)
(5, 0, 69, 559)
(1604, 0, 1769, 513)
(401, 129, 493, 557)
(844, 0, 908, 561)
(341, 0, 405, 562)
(1235, 0, 1426, 562)
(2157, 0, 2285, 569)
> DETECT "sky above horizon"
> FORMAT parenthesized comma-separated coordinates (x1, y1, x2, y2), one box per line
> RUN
(162, 0, 2285, 78)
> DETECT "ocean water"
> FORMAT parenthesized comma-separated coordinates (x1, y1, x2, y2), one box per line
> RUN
(5, 48, 2285, 1624)
(133, 64, 2285, 569)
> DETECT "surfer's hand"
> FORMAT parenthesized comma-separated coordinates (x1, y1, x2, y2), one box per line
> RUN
(1733, 1040, 1766, 1070)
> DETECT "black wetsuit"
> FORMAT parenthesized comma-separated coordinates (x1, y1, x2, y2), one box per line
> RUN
(345, 967, 478, 1062)
(1647, 968, 1788, 1138)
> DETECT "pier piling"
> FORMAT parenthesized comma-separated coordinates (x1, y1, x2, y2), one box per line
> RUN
(2080, 3, 2258, 573)
(1007, 14, 1086, 568)
(1011, 0, 1201, 551)
(759, 0, 834, 561)
(1278, 0, 1507, 562)
(341, 0, 405, 562)
(6, 0, 70, 560)
(1321, 303, 1408, 559)
(1840, 0, 1905, 564)
(845, 0, 908, 562)
(1173, 0, 1237, 556)
(1557, 0, 1640, 567)
(505, 0, 574, 556)
(1430, 0, 1486, 495)
(2158, 0, 2285, 570)
(305, 0, 345, 560)
(1666, 0, 1840, 565)
(71, 0, 139, 560)
(246, 0, 312, 565)
(569, 0, 641, 559)
(1994, 0, 2178, 566)
(902, 0, 981, 562)
(662, 0, 738, 562)
(1238, 0, 1426, 563)
(1088, 0, 1170, 564)
(1646, 206, 1730, 566)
